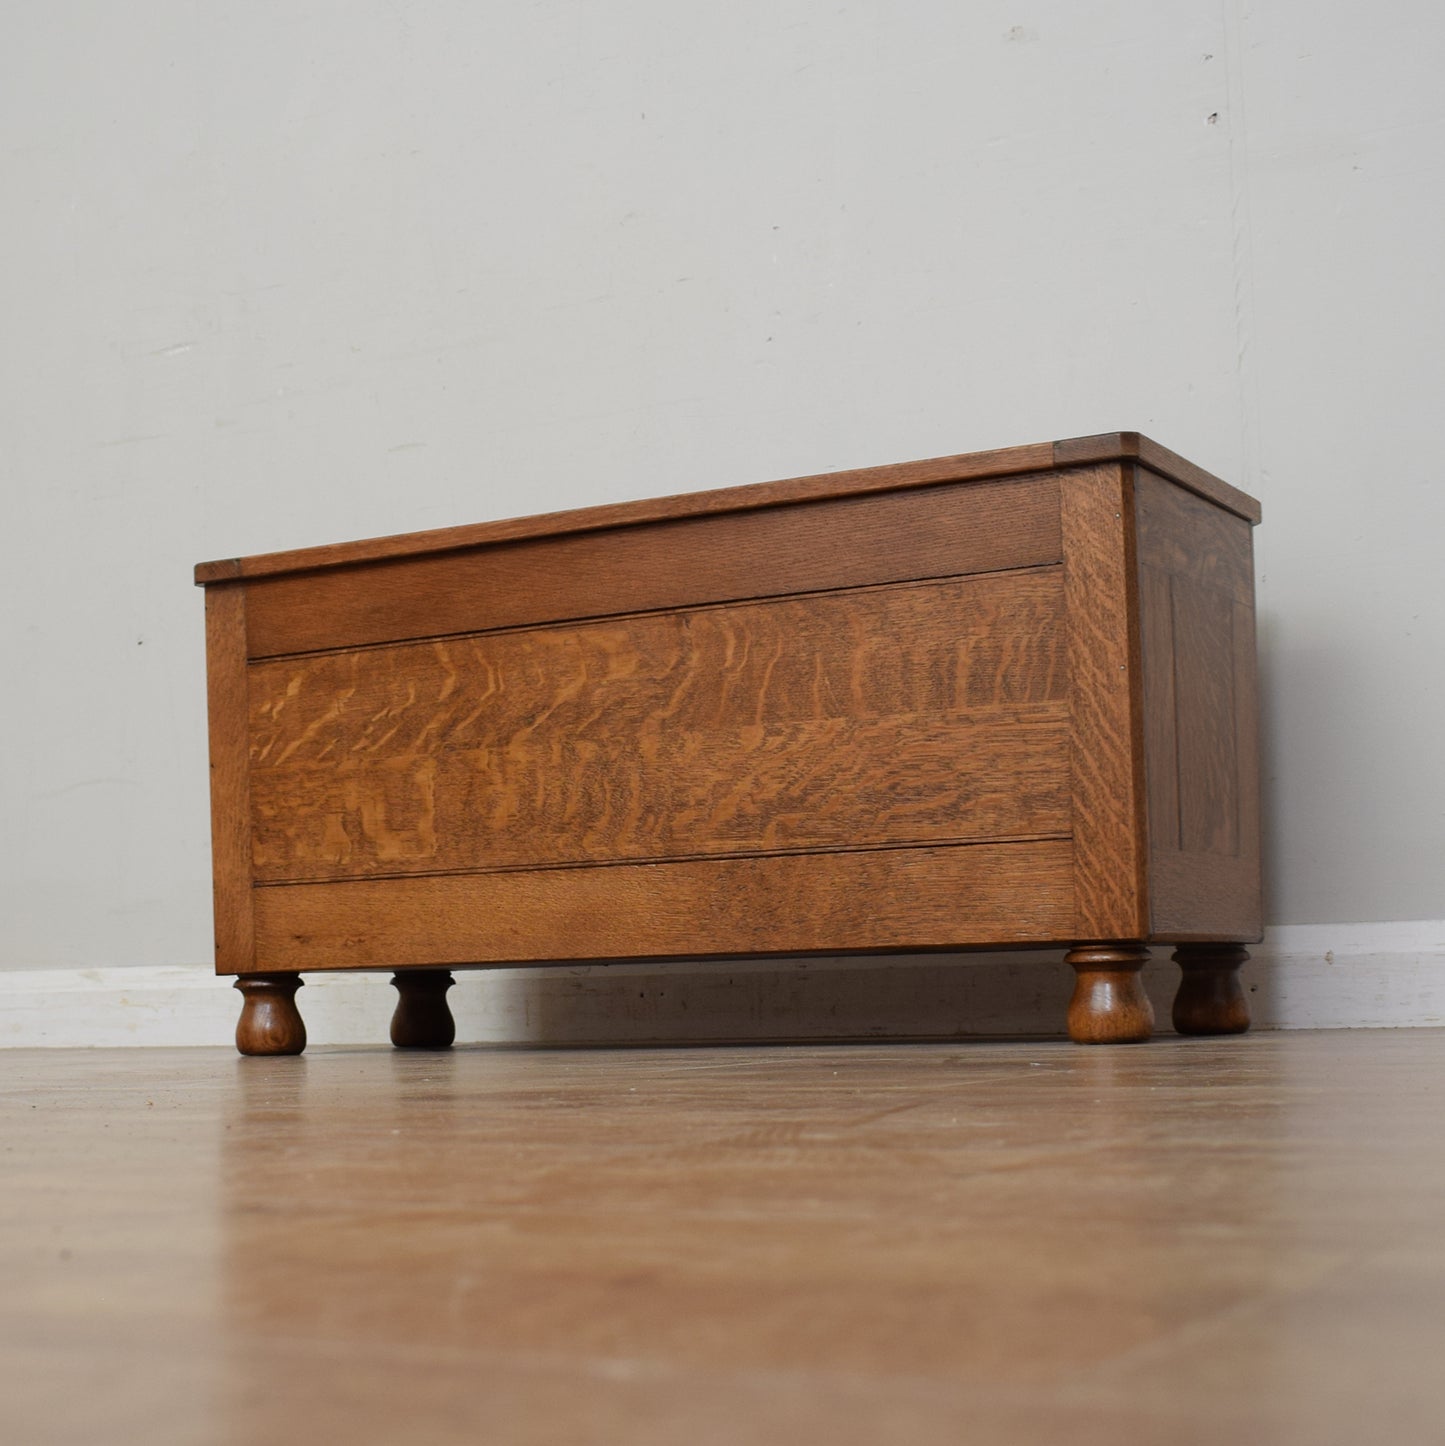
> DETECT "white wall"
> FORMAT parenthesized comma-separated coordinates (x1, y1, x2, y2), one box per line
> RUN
(2, 4, 1441, 987)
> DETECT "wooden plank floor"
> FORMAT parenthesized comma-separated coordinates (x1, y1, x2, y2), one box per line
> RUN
(4, 1031, 1445, 1444)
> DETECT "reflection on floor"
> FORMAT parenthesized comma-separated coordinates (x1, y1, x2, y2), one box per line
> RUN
(4, 1031, 1444, 1444)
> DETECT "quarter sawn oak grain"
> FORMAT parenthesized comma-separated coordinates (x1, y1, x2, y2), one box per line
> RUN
(247, 572, 1069, 882)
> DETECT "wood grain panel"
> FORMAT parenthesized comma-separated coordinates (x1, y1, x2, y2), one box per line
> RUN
(241, 474, 1062, 658)
(204, 585, 255, 975)
(1060, 463, 1148, 940)
(250, 713, 1069, 881)
(247, 573, 1069, 881)
(1135, 466, 1255, 604)
(1135, 470, 1262, 942)
(1148, 847, 1261, 942)
(1172, 580, 1239, 855)
(249, 840, 1076, 971)
(1139, 565, 1179, 854)
(1232, 587, 1263, 914)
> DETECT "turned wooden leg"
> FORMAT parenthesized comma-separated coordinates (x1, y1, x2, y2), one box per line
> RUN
(234, 974, 306, 1056)
(390, 970, 456, 1049)
(1172, 944, 1251, 1035)
(1065, 944, 1154, 1044)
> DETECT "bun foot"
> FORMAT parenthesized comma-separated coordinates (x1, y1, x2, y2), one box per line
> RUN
(1172, 945, 1251, 1035)
(1065, 944, 1154, 1044)
(234, 974, 306, 1056)
(390, 970, 456, 1049)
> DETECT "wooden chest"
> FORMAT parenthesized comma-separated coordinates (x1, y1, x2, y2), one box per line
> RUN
(197, 433, 1262, 1053)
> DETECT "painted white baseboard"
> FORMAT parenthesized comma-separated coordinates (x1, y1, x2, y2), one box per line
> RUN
(3, 921, 1442, 1048)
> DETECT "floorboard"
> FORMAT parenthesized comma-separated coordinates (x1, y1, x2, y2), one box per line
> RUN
(4, 1032, 1444, 1444)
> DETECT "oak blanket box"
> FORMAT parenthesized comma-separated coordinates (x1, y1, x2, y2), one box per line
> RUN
(196, 432, 1262, 1054)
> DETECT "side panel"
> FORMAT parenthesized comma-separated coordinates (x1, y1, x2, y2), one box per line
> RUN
(1135, 468, 1263, 941)
(1060, 463, 1149, 941)
(204, 585, 256, 975)
(241, 474, 1064, 658)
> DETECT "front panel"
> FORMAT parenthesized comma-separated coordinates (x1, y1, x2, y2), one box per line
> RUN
(247, 571, 1068, 883)
(218, 472, 1079, 971)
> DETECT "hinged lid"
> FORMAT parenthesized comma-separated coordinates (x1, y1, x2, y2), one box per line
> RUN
(195, 431, 1259, 586)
